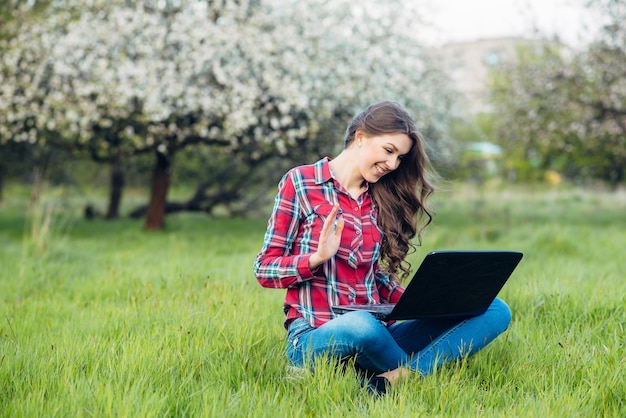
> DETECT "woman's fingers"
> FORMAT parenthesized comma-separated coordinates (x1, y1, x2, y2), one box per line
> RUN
(322, 204, 340, 233)
(316, 204, 343, 260)
(333, 214, 344, 235)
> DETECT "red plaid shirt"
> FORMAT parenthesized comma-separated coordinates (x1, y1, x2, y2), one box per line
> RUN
(254, 158, 404, 329)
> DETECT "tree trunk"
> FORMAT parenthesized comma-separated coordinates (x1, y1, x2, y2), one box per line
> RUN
(105, 156, 124, 220)
(144, 151, 171, 230)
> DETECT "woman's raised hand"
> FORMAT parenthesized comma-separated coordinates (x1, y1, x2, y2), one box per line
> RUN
(308, 204, 344, 269)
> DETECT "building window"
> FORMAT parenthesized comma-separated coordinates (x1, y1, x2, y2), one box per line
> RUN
(483, 50, 501, 66)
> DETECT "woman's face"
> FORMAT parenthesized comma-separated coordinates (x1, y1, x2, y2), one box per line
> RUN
(356, 131, 413, 183)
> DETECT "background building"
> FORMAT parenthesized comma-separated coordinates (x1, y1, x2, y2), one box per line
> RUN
(432, 37, 534, 115)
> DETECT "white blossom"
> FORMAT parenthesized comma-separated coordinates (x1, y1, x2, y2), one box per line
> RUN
(1, 0, 453, 158)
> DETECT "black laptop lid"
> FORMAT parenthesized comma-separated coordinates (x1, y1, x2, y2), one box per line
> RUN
(388, 250, 523, 320)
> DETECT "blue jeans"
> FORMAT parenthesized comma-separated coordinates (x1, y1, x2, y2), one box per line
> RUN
(286, 298, 512, 376)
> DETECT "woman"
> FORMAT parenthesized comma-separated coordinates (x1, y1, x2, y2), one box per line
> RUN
(253, 101, 511, 395)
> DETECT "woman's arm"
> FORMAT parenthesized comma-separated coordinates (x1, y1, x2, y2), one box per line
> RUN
(254, 171, 310, 288)
(374, 263, 405, 303)
(254, 169, 344, 289)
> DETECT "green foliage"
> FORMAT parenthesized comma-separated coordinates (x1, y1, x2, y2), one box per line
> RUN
(1, 183, 625, 416)
(0, 1, 51, 41)
(449, 114, 497, 146)
(443, 114, 501, 182)
(489, 1, 626, 186)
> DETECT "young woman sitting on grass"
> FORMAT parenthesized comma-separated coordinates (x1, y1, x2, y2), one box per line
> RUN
(253, 101, 511, 396)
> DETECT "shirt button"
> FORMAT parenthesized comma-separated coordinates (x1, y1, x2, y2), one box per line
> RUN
(354, 207, 359, 211)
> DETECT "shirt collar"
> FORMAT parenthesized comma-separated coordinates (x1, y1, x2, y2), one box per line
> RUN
(314, 157, 334, 185)
(314, 156, 370, 194)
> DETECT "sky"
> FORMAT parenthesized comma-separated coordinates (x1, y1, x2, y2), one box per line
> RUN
(419, 0, 601, 47)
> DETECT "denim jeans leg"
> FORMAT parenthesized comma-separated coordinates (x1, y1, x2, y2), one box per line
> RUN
(287, 311, 411, 373)
(388, 298, 512, 376)
(286, 298, 511, 376)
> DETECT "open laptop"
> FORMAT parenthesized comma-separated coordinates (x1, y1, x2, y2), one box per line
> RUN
(332, 250, 523, 321)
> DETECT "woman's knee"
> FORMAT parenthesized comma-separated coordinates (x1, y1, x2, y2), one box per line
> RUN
(327, 311, 387, 345)
(486, 297, 512, 333)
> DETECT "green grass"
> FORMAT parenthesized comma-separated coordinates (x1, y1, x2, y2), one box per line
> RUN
(1, 182, 625, 417)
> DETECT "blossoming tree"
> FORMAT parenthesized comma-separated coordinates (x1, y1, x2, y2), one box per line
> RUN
(0, 0, 453, 228)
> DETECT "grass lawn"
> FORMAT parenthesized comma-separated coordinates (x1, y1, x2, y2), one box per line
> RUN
(1, 182, 625, 417)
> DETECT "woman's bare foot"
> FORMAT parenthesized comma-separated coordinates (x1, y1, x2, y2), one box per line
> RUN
(378, 367, 411, 385)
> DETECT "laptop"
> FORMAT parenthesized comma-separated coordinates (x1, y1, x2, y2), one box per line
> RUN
(332, 250, 523, 321)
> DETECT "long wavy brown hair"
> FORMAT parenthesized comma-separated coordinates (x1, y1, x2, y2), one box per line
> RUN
(344, 101, 436, 280)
